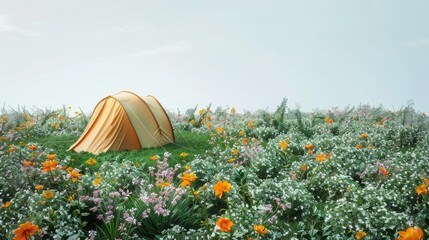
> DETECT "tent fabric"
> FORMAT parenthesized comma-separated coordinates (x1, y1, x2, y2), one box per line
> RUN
(69, 91, 175, 154)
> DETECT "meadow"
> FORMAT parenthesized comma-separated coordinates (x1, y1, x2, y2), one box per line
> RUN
(1, 101, 428, 240)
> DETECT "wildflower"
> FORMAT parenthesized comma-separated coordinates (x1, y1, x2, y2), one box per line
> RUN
(203, 184, 207, 190)
(279, 140, 288, 151)
(239, 130, 245, 136)
(65, 166, 74, 173)
(193, 191, 199, 198)
(150, 155, 159, 161)
(69, 169, 83, 182)
(232, 148, 239, 155)
(13, 222, 39, 240)
(28, 145, 37, 151)
(325, 116, 333, 124)
(199, 109, 205, 116)
(2, 201, 10, 208)
(424, 179, 429, 185)
(325, 152, 331, 159)
(185, 165, 191, 170)
(216, 217, 233, 232)
(367, 145, 375, 149)
(180, 152, 189, 157)
(68, 194, 76, 202)
(355, 231, 367, 239)
(356, 144, 363, 149)
(86, 158, 97, 165)
(397, 226, 424, 240)
(135, 162, 140, 167)
(305, 143, 314, 150)
(35, 185, 44, 191)
(180, 172, 198, 187)
(416, 184, 428, 195)
(41, 160, 59, 172)
(206, 122, 212, 129)
(379, 167, 389, 176)
(247, 122, 255, 129)
(22, 160, 32, 167)
(242, 138, 248, 145)
(46, 154, 56, 160)
(315, 153, 326, 163)
(301, 164, 307, 172)
(216, 127, 224, 134)
(190, 119, 195, 125)
(93, 178, 102, 186)
(157, 182, 171, 188)
(227, 158, 236, 163)
(361, 133, 368, 139)
(213, 180, 232, 199)
(43, 190, 55, 199)
(254, 224, 268, 235)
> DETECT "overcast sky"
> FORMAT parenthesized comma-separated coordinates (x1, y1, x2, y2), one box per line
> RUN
(1, 1, 428, 114)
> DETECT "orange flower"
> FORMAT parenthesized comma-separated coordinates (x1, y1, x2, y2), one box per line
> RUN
(279, 140, 288, 151)
(367, 145, 375, 149)
(361, 133, 368, 139)
(13, 221, 39, 240)
(69, 169, 83, 182)
(157, 182, 171, 188)
(356, 144, 363, 149)
(232, 148, 239, 156)
(325, 152, 331, 159)
(355, 230, 367, 239)
(416, 184, 428, 195)
(150, 155, 159, 161)
(199, 108, 205, 116)
(206, 122, 212, 129)
(22, 160, 32, 167)
(93, 178, 102, 186)
(213, 180, 232, 199)
(216, 217, 233, 232)
(397, 226, 424, 240)
(180, 172, 198, 187)
(28, 145, 37, 151)
(254, 224, 268, 235)
(325, 116, 333, 124)
(46, 154, 56, 160)
(424, 179, 429, 185)
(41, 160, 59, 172)
(85, 158, 97, 165)
(2, 201, 10, 208)
(43, 190, 55, 199)
(227, 158, 236, 163)
(315, 153, 326, 163)
(379, 166, 389, 176)
(301, 164, 307, 172)
(190, 119, 195, 125)
(35, 185, 44, 191)
(247, 122, 255, 129)
(242, 138, 249, 145)
(305, 143, 314, 150)
(216, 127, 224, 134)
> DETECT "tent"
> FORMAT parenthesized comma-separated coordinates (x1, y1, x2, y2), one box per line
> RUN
(69, 91, 175, 154)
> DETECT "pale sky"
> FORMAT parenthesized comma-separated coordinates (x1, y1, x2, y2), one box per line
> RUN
(1, 1, 428, 114)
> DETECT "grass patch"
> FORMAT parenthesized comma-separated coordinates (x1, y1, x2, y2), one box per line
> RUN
(31, 130, 211, 170)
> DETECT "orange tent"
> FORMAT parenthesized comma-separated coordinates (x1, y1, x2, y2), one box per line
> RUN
(69, 91, 175, 154)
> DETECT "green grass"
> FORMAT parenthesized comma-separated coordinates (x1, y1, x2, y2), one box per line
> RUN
(31, 130, 211, 170)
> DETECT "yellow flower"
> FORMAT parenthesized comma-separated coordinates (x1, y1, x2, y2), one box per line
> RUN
(239, 130, 245, 136)
(416, 184, 428, 195)
(41, 160, 59, 172)
(185, 165, 191, 170)
(46, 154, 57, 160)
(279, 140, 288, 151)
(2, 201, 10, 209)
(230, 107, 236, 114)
(180, 152, 189, 157)
(227, 158, 236, 163)
(356, 144, 363, 149)
(315, 153, 326, 163)
(199, 108, 205, 116)
(247, 122, 255, 129)
(13, 222, 39, 240)
(325, 116, 333, 124)
(206, 122, 213, 129)
(253, 224, 268, 235)
(93, 178, 102, 186)
(86, 158, 97, 165)
(150, 155, 159, 161)
(135, 162, 140, 167)
(69, 169, 83, 182)
(190, 119, 195, 125)
(35, 185, 44, 191)
(43, 190, 55, 199)
(355, 230, 366, 239)
(216, 217, 233, 232)
(68, 193, 76, 202)
(232, 149, 239, 156)
(193, 191, 199, 198)
(367, 144, 375, 149)
(301, 164, 307, 172)
(397, 226, 424, 240)
(180, 172, 198, 187)
(216, 127, 224, 134)
(157, 182, 171, 188)
(242, 138, 248, 145)
(213, 180, 232, 199)
(66, 166, 74, 173)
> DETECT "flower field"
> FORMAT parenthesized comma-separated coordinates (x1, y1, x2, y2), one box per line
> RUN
(1, 101, 429, 239)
